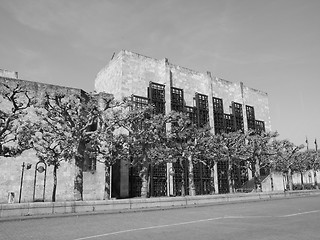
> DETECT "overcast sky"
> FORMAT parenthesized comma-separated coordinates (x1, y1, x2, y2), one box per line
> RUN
(1, 0, 319, 147)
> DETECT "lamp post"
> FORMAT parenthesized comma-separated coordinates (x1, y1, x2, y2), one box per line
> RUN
(19, 162, 32, 203)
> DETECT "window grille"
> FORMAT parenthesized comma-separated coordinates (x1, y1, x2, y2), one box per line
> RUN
(232, 161, 248, 190)
(150, 164, 167, 197)
(129, 166, 141, 197)
(171, 87, 184, 112)
(246, 105, 256, 130)
(217, 161, 229, 194)
(231, 102, 244, 132)
(131, 95, 149, 109)
(173, 161, 189, 196)
(185, 106, 197, 124)
(255, 120, 265, 133)
(83, 156, 96, 172)
(195, 93, 209, 128)
(213, 97, 225, 134)
(148, 82, 165, 114)
(193, 162, 211, 195)
(224, 114, 234, 133)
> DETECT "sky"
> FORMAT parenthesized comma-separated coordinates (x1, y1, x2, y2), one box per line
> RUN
(0, 0, 319, 147)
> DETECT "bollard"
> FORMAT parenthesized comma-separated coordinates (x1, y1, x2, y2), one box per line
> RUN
(8, 192, 15, 204)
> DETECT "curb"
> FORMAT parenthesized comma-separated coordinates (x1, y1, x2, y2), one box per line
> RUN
(1, 190, 319, 222)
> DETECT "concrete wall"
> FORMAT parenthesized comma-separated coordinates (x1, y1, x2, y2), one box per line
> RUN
(292, 170, 320, 186)
(262, 172, 286, 192)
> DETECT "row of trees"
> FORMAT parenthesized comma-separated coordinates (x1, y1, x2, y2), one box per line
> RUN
(1, 82, 319, 202)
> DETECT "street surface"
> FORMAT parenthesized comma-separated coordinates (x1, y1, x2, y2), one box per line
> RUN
(1, 195, 320, 240)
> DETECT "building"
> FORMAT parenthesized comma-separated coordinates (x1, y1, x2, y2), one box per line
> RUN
(95, 50, 272, 198)
(0, 70, 106, 203)
(4, 50, 308, 203)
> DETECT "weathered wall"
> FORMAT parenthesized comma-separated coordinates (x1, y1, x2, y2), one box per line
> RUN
(95, 53, 123, 99)
(0, 69, 18, 79)
(262, 172, 285, 192)
(242, 85, 271, 131)
(94, 50, 271, 132)
(122, 50, 167, 98)
(169, 65, 209, 106)
(0, 77, 106, 203)
(212, 78, 243, 114)
(0, 150, 75, 203)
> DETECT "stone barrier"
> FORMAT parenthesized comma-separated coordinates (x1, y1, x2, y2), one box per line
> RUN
(1, 190, 319, 220)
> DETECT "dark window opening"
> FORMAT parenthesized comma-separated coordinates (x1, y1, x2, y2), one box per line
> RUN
(195, 93, 209, 128)
(231, 102, 244, 132)
(255, 120, 265, 133)
(246, 105, 256, 130)
(224, 114, 234, 133)
(171, 87, 184, 112)
(185, 106, 197, 124)
(213, 97, 225, 134)
(148, 82, 165, 114)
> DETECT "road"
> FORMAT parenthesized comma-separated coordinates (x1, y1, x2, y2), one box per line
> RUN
(1, 195, 320, 240)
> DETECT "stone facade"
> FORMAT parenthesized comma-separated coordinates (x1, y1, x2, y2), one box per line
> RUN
(95, 50, 272, 197)
(0, 76, 105, 203)
(0, 50, 276, 203)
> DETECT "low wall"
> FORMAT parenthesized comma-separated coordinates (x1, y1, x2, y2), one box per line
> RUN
(1, 190, 320, 220)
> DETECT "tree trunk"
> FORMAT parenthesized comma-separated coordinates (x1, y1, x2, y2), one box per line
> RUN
(228, 157, 234, 193)
(300, 171, 304, 190)
(210, 166, 215, 194)
(180, 160, 185, 197)
(52, 164, 58, 202)
(74, 156, 83, 201)
(139, 156, 149, 198)
(188, 155, 196, 196)
(104, 165, 111, 200)
(254, 158, 261, 192)
(288, 168, 293, 191)
(314, 170, 319, 189)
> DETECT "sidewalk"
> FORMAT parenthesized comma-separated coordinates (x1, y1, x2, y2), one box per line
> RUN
(1, 190, 320, 221)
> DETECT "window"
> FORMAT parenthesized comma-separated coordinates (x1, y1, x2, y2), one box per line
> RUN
(171, 87, 184, 112)
(255, 120, 265, 133)
(195, 93, 209, 128)
(213, 97, 224, 134)
(148, 82, 165, 114)
(224, 114, 234, 133)
(246, 105, 256, 130)
(131, 95, 149, 109)
(231, 102, 244, 132)
(185, 106, 197, 124)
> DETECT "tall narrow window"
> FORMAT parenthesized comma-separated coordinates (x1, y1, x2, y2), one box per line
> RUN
(185, 106, 197, 124)
(246, 105, 256, 130)
(195, 93, 209, 128)
(231, 102, 244, 132)
(213, 97, 224, 134)
(255, 120, 265, 133)
(148, 82, 165, 114)
(224, 114, 234, 133)
(171, 87, 184, 112)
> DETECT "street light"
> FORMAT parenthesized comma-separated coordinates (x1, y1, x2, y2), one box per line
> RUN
(19, 162, 32, 203)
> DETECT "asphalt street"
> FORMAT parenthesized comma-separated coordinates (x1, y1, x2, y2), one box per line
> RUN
(1, 195, 320, 240)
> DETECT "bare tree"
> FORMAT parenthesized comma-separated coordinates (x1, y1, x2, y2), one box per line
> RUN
(0, 82, 34, 156)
